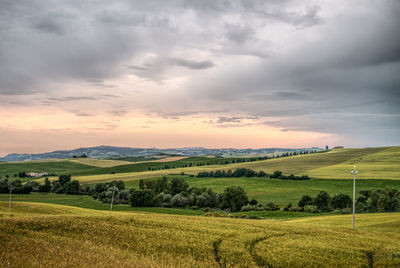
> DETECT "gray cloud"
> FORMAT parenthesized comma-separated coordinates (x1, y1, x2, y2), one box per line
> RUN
(48, 96, 98, 102)
(168, 58, 214, 70)
(216, 116, 242, 124)
(74, 112, 93, 117)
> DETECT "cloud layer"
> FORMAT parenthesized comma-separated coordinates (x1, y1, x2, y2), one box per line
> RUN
(0, 0, 399, 153)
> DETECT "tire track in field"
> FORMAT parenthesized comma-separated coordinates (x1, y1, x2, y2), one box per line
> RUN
(245, 232, 379, 268)
(245, 233, 288, 267)
(212, 238, 225, 268)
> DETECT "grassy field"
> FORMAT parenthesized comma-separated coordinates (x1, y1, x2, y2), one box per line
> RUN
(125, 176, 400, 205)
(0, 195, 322, 219)
(0, 203, 399, 267)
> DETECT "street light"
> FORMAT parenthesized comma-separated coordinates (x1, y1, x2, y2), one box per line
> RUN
(351, 165, 358, 230)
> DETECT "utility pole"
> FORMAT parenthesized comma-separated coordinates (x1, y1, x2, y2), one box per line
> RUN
(109, 185, 116, 216)
(351, 165, 358, 230)
(8, 183, 13, 213)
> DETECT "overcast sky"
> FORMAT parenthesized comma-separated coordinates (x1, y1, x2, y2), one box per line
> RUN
(0, 0, 399, 155)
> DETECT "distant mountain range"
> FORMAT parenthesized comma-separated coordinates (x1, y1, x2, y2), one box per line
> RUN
(0, 146, 322, 162)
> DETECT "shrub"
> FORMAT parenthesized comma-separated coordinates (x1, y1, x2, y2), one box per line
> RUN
(265, 202, 280, 211)
(171, 193, 188, 207)
(240, 204, 257, 212)
(249, 198, 258, 205)
(303, 205, 320, 213)
(283, 202, 293, 211)
(298, 195, 313, 207)
(257, 170, 267, 177)
(270, 171, 283, 178)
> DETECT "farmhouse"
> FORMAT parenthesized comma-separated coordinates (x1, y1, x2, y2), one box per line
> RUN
(27, 172, 49, 178)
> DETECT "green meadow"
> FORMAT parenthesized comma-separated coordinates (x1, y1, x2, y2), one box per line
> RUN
(126, 177, 400, 205)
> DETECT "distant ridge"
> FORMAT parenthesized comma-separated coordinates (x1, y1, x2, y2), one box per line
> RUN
(0, 145, 322, 162)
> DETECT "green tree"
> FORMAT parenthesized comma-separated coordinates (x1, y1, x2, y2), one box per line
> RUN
(314, 191, 332, 212)
(139, 179, 144, 189)
(129, 189, 155, 207)
(38, 177, 51, 192)
(221, 186, 248, 212)
(64, 180, 80, 195)
(59, 174, 71, 185)
(170, 178, 189, 195)
(332, 194, 352, 209)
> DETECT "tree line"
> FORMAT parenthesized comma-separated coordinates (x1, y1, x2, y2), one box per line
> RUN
(197, 168, 310, 180)
(281, 188, 400, 213)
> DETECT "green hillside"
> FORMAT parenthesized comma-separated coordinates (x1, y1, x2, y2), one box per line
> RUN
(0, 156, 267, 178)
(2, 147, 398, 182)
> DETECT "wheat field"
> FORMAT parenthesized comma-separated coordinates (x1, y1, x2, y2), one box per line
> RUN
(1, 202, 399, 267)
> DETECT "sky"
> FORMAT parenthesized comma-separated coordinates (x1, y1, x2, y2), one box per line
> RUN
(0, 0, 399, 156)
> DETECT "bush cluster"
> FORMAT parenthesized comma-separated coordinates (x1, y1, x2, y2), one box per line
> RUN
(130, 177, 250, 212)
(269, 171, 310, 180)
(285, 189, 400, 213)
(86, 181, 130, 204)
(283, 191, 353, 213)
(356, 188, 400, 212)
(197, 168, 263, 178)
(0, 178, 33, 194)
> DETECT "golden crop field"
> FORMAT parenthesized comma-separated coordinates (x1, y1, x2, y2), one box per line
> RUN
(68, 158, 133, 167)
(1, 202, 399, 267)
(290, 212, 400, 233)
(0, 202, 106, 216)
(63, 147, 399, 184)
(308, 146, 400, 179)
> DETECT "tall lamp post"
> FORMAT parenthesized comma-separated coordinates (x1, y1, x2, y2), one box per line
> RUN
(351, 165, 358, 230)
